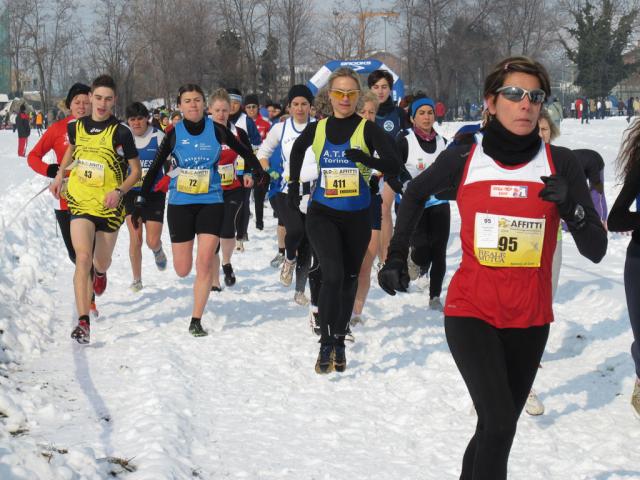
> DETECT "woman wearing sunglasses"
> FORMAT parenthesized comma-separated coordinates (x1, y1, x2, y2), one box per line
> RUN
(608, 121, 640, 417)
(379, 56, 607, 479)
(288, 67, 401, 374)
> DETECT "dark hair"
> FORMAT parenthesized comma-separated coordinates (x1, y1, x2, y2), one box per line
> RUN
(483, 56, 551, 99)
(367, 69, 394, 89)
(618, 120, 640, 181)
(177, 84, 205, 105)
(92, 74, 116, 93)
(125, 101, 149, 119)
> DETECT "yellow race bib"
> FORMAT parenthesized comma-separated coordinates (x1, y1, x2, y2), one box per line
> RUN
(474, 213, 546, 267)
(218, 163, 235, 187)
(177, 168, 210, 194)
(236, 157, 245, 171)
(322, 168, 359, 198)
(76, 159, 105, 187)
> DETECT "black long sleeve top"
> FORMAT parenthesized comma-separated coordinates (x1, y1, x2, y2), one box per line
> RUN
(387, 120, 608, 264)
(288, 113, 401, 184)
(140, 117, 262, 197)
(608, 161, 640, 244)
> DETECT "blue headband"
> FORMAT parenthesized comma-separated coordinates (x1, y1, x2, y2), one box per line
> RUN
(411, 98, 435, 118)
(229, 94, 243, 103)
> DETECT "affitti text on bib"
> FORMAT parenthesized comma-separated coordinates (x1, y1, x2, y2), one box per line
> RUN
(76, 159, 105, 187)
(322, 167, 359, 198)
(474, 212, 546, 267)
(177, 168, 210, 194)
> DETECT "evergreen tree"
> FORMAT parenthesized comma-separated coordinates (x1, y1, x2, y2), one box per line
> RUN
(260, 35, 278, 99)
(561, 0, 638, 97)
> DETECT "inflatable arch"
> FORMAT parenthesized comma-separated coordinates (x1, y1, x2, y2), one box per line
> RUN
(307, 59, 405, 103)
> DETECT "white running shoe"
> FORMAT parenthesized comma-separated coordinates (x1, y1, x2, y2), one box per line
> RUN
(236, 240, 245, 252)
(294, 291, 309, 306)
(632, 377, 640, 417)
(270, 252, 285, 268)
(130, 280, 143, 292)
(280, 259, 295, 286)
(429, 297, 444, 311)
(525, 389, 545, 416)
(407, 255, 420, 281)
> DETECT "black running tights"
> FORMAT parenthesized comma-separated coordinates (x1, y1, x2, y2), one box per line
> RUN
(306, 205, 370, 344)
(444, 316, 549, 480)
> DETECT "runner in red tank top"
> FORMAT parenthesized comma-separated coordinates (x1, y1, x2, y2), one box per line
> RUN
(379, 57, 607, 480)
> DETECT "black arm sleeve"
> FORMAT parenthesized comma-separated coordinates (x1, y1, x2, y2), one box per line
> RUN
(552, 146, 607, 263)
(573, 149, 604, 186)
(395, 134, 409, 166)
(289, 122, 318, 183)
(114, 124, 139, 160)
(609, 161, 640, 233)
(386, 146, 469, 261)
(140, 129, 176, 197)
(362, 121, 400, 174)
(214, 123, 263, 174)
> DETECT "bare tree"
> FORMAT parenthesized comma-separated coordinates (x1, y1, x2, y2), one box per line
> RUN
(5, 0, 30, 96)
(23, 0, 75, 114)
(277, 0, 314, 87)
(396, 0, 417, 91)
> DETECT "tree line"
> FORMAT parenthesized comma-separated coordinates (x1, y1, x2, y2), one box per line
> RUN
(3, 0, 639, 116)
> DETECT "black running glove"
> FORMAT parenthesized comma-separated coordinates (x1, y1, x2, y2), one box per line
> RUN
(253, 168, 270, 189)
(345, 148, 372, 165)
(385, 175, 405, 195)
(378, 255, 410, 296)
(46, 164, 60, 178)
(539, 175, 572, 218)
(287, 181, 301, 210)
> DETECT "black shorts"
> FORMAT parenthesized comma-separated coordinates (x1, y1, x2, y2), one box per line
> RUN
(369, 193, 382, 231)
(167, 203, 224, 243)
(124, 191, 166, 223)
(221, 188, 244, 239)
(70, 213, 123, 233)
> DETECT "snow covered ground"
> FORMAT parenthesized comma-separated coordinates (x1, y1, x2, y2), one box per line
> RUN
(1, 118, 639, 479)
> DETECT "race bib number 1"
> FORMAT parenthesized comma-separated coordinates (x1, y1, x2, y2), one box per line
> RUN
(474, 213, 546, 267)
(322, 168, 359, 198)
(177, 168, 210, 194)
(76, 159, 105, 187)
(218, 163, 235, 187)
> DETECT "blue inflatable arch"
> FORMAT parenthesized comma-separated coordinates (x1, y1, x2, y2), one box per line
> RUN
(307, 59, 405, 103)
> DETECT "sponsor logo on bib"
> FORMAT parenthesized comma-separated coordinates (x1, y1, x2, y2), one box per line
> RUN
(490, 185, 528, 198)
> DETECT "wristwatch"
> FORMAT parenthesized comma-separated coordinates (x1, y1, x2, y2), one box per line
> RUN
(115, 188, 124, 197)
(574, 204, 585, 223)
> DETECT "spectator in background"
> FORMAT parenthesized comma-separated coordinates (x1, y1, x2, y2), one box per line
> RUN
(628, 97, 635, 123)
(547, 97, 563, 130)
(35, 111, 44, 135)
(435, 100, 446, 125)
(16, 104, 30, 157)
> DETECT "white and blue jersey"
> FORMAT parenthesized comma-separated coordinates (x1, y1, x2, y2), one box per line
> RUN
(401, 130, 447, 209)
(129, 126, 164, 192)
(168, 117, 223, 205)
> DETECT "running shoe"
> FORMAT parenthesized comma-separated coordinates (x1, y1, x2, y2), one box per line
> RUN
(256, 221, 264, 231)
(407, 254, 420, 281)
(243, 233, 249, 242)
(309, 310, 320, 336)
(211, 285, 222, 292)
(189, 318, 208, 337)
(154, 247, 167, 271)
(334, 343, 347, 373)
(315, 343, 335, 374)
(429, 297, 444, 311)
(223, 264, 236, 287)
(235, 240, 245, 252)
(71, 319, 90, 344)
(130, 280, 143, 292)
(632, 377, 640, 417)
(345, 325, 355, 343)
(93, 272, 107, 296)
(280, 259, 295, 287)
(294, 290, 309, 306)
(90, 301, 99, 318)
(350, 314, 363, 326)
(525, 389, 545, 416)
(270, 252, 285, 269)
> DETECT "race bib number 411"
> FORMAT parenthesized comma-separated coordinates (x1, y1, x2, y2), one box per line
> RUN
(177, 168, 210, 194)
(474, 213, 546, 267)
(322, 167, 359, 198)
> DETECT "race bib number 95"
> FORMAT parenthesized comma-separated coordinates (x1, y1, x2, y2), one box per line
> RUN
(474, 213, 546, 267)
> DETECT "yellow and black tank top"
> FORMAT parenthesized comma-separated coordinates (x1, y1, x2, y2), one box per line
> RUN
(65, 120, 127, 221)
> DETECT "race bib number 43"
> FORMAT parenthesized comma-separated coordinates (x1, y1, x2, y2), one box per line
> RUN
(76, 159, 105, 187)
(322, 167, 359, 198)
(474, 213, 546, 267)
(177, 168, 210, 194)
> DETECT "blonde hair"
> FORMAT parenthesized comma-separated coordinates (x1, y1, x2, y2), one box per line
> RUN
(538, 108, 560, 141)
(314, 86, 333, 118)
(327, 67, 362, 91)
(209, 88, 230, 106)
(358, 89, 379, 113)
